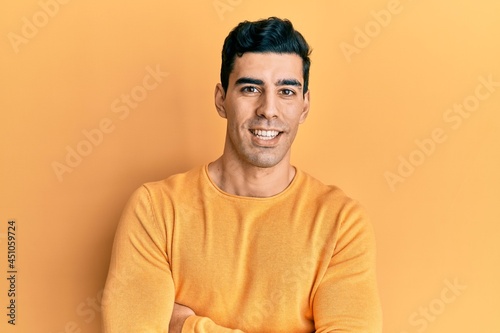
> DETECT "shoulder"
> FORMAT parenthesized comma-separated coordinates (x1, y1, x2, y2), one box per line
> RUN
(141, 165, 204, 195)
(297, 169, 357, 206)
(122, 166, 205, 213)
(295, 169, 370, 228)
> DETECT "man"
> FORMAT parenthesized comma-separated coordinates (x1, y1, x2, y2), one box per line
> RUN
(102, 17, 382, 332)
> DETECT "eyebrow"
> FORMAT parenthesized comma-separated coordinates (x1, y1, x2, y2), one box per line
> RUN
(234, 77, 264, 86)
(276, 79, 302, 88)
(234, 77, 302, 88)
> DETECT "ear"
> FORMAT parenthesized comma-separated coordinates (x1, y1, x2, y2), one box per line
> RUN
(299, 90, 310, 124)
(214, 83, 227, 119)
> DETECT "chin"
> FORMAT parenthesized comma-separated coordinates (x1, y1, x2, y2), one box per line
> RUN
(246, 154, 284, 169)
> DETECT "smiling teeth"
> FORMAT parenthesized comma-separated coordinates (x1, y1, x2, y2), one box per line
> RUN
(252, 130, 280, 140)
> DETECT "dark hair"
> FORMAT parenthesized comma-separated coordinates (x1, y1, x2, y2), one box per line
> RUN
(220, 17, 312, 94)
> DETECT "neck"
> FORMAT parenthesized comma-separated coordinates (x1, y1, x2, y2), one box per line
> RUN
(208, 155, 296, 198)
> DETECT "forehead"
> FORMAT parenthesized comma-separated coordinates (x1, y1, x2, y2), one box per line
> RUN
(230, 52, 303, 83)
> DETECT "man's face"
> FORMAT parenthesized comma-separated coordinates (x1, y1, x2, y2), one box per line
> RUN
(215, 52, 310, 169)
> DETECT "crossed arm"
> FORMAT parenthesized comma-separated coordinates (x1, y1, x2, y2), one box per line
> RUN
(101, 186, 382, 332)
(169, 304, 195, 333)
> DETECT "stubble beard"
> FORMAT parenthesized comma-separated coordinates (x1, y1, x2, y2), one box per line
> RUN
(232, 133, 292, 169)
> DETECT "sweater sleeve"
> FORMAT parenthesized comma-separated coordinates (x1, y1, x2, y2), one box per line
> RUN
(312, 201, 383, 333)
(102, 186, 247, 333)
(182, 316, 245, 333)
(101, 185, 174, 332)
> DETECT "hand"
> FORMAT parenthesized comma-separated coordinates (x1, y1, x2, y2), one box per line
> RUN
(169, 303, 195, 333)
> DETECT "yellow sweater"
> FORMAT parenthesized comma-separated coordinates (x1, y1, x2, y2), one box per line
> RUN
(102, 165, 382, 332)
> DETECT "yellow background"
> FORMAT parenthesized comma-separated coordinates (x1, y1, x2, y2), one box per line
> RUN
(1, 0, 499, 332)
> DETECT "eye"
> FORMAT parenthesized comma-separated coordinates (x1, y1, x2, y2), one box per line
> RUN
(280, 89, 296, 96)
(241, 86, 260, 94)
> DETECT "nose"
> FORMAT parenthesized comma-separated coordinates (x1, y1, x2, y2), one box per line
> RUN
(256, 92, 278, 119)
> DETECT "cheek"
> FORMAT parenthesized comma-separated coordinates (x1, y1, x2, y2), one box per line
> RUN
(285, 109, 306, 128)
(226, 105, 252, 129)
(226, 113, 248, 138)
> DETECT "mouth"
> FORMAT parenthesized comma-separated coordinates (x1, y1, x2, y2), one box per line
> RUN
(249, 129, 283, 141)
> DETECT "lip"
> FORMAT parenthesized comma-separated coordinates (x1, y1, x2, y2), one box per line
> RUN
(250, 128, 283, 131)
(249, 128, 283, 147)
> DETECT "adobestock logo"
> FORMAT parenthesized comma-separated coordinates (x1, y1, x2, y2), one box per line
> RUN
(51, 65, 169, 182)
(54, 261, 137, 333)
(340, 0, 405, 63)
(7, 0, 72, 54)
(213, 0, 243, 21)
(238, 245, 328, 330)
(400, 278, 467, 333)
(384, 74, 499, 192)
